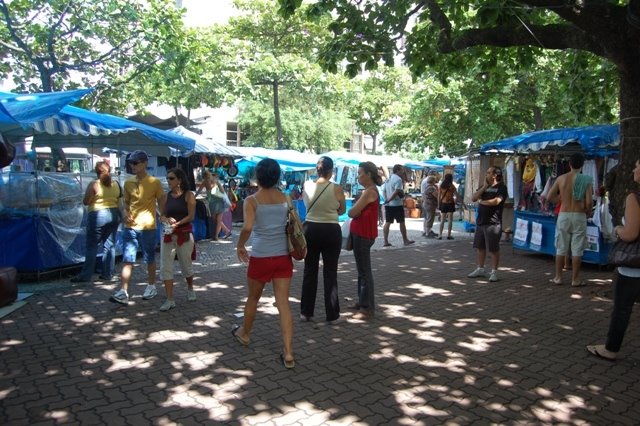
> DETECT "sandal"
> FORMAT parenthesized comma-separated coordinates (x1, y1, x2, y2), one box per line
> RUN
(586, 344, 616, 361)
(280, 353, 295, 369)
(231, 325, 250, 346)
(549, 277, 562, 285)
(347, 303, 361, 310)
(383, 243, 392, 247)
(571, 280, 586, 287)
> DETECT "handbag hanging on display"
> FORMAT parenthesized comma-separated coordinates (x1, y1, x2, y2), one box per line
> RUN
(286, 198, 307, 260)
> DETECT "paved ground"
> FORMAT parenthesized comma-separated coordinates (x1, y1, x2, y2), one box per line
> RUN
(1, 218, 639, 425)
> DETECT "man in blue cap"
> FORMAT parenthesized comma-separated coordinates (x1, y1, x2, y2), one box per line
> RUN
(110, 150, 164, 305)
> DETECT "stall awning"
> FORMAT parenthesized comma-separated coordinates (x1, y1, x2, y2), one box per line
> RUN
(30, 106, 195, 155)
(0, 89, 92, 130)
(234, 147, 317, 171)
(167, 126, 243, 157)
(480, 124, 619, 154)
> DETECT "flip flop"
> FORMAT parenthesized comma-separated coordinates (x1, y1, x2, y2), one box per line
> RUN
(549, 277, 562, 285)
(383, 243, 392, 247)
(231, 324, 250, 346)
(280, 353, 295, 369)
(586, 344, 616, 361)
(404, 240, 415, 246)
(571, 280, 587, 287)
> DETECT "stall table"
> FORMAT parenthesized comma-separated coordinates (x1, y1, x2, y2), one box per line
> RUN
(512, 210, 610, 265)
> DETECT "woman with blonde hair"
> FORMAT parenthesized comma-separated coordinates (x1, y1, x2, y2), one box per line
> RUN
(196, 170, 231, 240)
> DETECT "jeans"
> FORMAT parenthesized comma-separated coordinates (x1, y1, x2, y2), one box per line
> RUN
(300, 222, 342, 321)
(77, 208, 120, 280)
(606, 271, 640, 352)
(352, 234, 375, 312)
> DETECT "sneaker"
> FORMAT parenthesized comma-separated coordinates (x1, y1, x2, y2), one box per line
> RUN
(187, 290, 196, 301)
(142, 284, 157, 300)
(159, 299, 176, 311)
(109, 289, 129, 305)
(467, 267, 486, 278)
(489, 270, 499, 282)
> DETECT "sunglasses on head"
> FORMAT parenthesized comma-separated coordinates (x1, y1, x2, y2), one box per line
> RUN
(167, 176, 177, 180)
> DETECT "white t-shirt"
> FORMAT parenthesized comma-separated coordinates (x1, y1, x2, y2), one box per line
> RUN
(384, 174, 403, 207)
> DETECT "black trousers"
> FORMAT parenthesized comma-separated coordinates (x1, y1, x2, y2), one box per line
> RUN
(300, 221, 342, 321)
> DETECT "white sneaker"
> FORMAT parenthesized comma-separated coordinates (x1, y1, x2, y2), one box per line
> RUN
(159, 299, 176, 311)
(187, 290, 196, 301)
(489, 270, 499, 282)
(467, 267, 486, 278)
(109, 289, 129, 305)
(142, 284, 157, 300)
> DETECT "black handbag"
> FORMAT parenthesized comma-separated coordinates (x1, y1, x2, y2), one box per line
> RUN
(608, 193, 640, 267)
(608, 239, 640, 268)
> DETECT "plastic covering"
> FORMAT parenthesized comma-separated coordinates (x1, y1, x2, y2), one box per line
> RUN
(0, 172, 89, 270)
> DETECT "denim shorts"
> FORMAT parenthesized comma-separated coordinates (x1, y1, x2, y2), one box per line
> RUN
(122, 228, 157, 264)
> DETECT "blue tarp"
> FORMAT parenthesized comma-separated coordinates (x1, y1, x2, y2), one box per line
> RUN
(0, 89, 91, 128)
(480, 124, 619, 154)
(234, 147, 317, 172)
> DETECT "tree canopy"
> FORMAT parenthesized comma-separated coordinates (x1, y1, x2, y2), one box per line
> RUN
(277, 0, 637, 220)
(0, 0, 185, 109)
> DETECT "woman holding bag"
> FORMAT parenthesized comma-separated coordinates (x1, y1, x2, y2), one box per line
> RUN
(348, 161, 383, 320)
(587, 159, 640, 361)
(233, 158, 299, 369)
(300, 156, 346, 325)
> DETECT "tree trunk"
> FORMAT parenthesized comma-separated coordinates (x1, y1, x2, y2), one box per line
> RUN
(532, 105, 543, 131)
(371, 133, 377, 154)
(612, 63, 640, 223)
(273, 81, 284, 149)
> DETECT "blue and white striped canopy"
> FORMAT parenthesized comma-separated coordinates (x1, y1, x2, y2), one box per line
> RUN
(480, 125, 619, 154)
(31, 106, 195, 154)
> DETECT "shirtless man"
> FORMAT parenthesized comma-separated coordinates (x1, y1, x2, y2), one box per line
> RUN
(547, 153, 592, 286)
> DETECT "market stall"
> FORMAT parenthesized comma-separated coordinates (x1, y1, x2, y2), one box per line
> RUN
(0, 98, 196, 274)
(478, 124, 619, 265)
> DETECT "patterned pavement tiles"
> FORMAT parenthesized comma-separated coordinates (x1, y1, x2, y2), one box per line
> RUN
(1, 218, 639, 425)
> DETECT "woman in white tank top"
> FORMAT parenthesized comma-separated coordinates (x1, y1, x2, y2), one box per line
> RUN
(233, 158, 300, 369)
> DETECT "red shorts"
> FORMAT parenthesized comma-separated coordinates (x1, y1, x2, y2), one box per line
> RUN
(247, 255, 293, 283)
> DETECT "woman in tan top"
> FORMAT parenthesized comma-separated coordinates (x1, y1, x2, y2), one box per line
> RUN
(300, 156, 346, 325)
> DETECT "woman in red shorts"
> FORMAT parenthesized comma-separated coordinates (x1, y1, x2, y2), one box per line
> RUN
(232, 158, 302, 369)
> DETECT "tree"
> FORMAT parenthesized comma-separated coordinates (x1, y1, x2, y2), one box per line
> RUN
(0, 0, 185, 110)
(129, 27, 232, 123)
(227, 0, 334, 149)
(384, 52, 618, 158)
(278, 0, 636, 221)
(346, 66, 412, 154)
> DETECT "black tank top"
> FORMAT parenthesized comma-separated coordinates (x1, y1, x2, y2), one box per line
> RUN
(165, 191, 189, 222)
